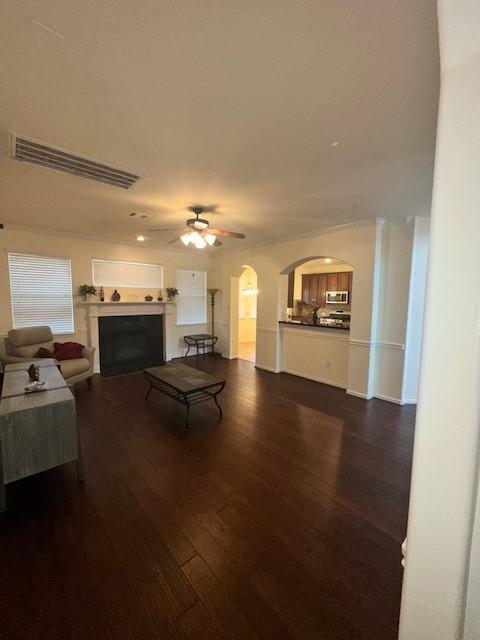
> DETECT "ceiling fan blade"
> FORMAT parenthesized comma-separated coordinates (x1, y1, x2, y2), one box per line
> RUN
(207, 228, 245, 239)
(214, 239, 223, 246)
(166, 237, 180, 244)
(148, 228, 183, 232)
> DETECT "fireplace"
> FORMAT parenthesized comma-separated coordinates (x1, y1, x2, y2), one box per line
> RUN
(98, 314, 164, 376)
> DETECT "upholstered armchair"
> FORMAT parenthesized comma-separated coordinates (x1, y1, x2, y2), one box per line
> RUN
(1, 326, 94, 386)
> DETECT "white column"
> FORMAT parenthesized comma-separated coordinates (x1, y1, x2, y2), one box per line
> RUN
(399, 1, 480, 638)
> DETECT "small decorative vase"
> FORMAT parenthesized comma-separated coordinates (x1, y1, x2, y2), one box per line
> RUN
(111, 289, 121, 302)
(144, 295, 153, 302)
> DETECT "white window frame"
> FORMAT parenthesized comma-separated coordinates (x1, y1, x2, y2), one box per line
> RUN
(8, 252, 75, 335)
(176, 270, 207, 326)
(92, 258, 164, 288)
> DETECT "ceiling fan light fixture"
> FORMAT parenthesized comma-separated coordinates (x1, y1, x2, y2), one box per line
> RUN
(194, 236, 207, 249)
(205, 233, 216, 246)
(180, 233, 191, 246)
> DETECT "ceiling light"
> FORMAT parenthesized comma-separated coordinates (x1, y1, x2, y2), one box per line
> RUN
(330, 141, 340, 147)
(137, 235, 145, 242)
(324, 257, 332, 263)
(205, 233, 216, 246)
(194, 236, 207, 249)
(180, 233, 191, 246)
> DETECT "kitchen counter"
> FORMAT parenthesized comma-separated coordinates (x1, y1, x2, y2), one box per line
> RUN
(279, 321, 350, 331)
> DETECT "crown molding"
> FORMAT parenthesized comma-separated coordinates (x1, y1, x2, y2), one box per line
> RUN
(215, 218, 376, 254)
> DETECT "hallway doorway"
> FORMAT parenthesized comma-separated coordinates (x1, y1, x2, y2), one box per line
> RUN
(238, 265, 257, 362)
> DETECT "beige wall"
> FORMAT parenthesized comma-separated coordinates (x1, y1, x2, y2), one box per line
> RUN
(211, 223, 379, 394)
(0, 227, 210, 358)
(211, 218, 426, 402)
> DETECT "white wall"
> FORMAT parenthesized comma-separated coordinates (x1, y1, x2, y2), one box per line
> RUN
(402, 217, 430, 403)
(399, 1, 480, 637)
(0, 227, 210, 358)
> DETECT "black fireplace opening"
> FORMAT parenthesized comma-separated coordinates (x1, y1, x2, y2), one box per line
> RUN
(99, 314, 164, 376)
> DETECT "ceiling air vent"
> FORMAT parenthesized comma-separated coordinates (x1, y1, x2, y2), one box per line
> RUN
(10, 133, 142, 189)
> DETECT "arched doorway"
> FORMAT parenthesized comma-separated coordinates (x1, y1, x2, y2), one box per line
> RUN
(237, 265, 258, 362)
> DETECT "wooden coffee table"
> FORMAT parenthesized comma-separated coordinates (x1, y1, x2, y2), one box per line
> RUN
(144, 363, 226, 429)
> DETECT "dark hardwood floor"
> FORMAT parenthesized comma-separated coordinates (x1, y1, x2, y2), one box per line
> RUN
(0, 358, 415, 640)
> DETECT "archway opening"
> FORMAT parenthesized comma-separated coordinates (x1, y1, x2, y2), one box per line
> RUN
(284, 256, 353, 327)
(238, 265, 258, 362)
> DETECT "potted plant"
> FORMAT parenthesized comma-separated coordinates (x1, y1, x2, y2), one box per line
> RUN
(312, 306, 320, 325)
(166, 287, 179, 301)
(78, 284, 97, 302)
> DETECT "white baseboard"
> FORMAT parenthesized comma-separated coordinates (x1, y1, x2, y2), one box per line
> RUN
(402, 398, 417, 405)
(281, 368, 346, 390)
(373, 393, 405, 405)
(346, 389, 373, 400)
(255, 364, 280, 373)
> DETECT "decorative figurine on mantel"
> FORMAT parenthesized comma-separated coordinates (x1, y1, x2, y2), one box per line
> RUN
(99, 286, 105, 302)
(111, 289, 121, 302)
(28, 363, 40, 381)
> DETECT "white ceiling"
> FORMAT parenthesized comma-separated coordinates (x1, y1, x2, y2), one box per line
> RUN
(0, 0, 439, 249)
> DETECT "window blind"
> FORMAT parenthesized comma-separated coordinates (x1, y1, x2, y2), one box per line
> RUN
(176, 270, 207, 325)
(92, 259, 163, 288)
(8, 253, 74, 334)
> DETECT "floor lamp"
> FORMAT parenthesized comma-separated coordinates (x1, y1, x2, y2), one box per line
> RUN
(207, 288, 220, 356)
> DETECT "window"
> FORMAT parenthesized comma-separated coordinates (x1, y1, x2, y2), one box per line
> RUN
(176, 270, 207, 325)
(92, 259, 163, 288)
(8, 253, 74, 334)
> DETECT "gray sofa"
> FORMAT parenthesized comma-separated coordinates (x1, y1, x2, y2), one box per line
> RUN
(1, 326, 94, 386)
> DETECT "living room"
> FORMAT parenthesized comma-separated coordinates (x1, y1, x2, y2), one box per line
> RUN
(1, 2, 480, 640)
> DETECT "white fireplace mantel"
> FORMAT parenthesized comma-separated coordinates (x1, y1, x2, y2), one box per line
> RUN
(79, 301, 175, 373)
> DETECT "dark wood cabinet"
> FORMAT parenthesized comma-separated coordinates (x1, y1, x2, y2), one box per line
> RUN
(302, 274, 310, 304)
(317, 273, 327, 308)
(337, 271, 350, 291)
(301, 271, 352, 307)
(326, 273, 338, 291)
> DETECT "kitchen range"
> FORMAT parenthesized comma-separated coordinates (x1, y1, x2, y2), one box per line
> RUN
(281, 310, 351, 331)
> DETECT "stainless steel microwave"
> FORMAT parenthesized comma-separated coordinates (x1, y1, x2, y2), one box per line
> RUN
(326, 290, 349, 304)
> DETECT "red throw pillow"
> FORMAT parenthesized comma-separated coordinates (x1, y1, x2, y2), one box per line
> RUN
(53, 341, 84, 361)
(35, 347, 54, 358)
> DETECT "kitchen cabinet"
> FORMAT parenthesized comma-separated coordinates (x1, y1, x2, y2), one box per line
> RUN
(301, 271, 352, 307)
(326, 273, 338, 291)
(337, 271, 350, 291)
(302, 274, 311, 305)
